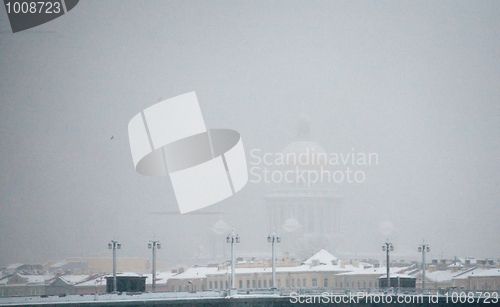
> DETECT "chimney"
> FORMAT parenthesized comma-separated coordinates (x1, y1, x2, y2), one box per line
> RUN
(428, 265, 437, 273)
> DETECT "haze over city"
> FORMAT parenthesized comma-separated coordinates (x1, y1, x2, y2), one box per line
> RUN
(1, 0, 499, 269)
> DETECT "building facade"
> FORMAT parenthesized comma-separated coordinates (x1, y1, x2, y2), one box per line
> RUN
(264, 117, 343, 256)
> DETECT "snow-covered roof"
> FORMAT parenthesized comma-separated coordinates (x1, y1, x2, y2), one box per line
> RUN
(422, 270, 463, 282)
(304, 249, 338, 265)
(208, 262, 366, 277)
(59, 275, 92, 285)
(169, 267, 219, 280)
(103, 272, 143, 278)
(453, 268, 500, 279)
(75, 276, 106, 287)
(169, 262, 363, 279)
(144, 271, 176, 285)
(377, 273, 413, 279)
(15, 274, 48, 284)
(336, 267, 406, 276)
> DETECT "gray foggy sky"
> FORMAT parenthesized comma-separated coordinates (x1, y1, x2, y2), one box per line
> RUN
(0, 1, 499, 268)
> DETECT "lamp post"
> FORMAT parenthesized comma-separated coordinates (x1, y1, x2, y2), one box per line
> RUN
(267, 230, 281, 289)
(226, 228, 240, 290)
(108, 240, 121, 293)
(382, 242, 394, 288)
(148, 240, 161, 292)
(418, 244, 430, 290)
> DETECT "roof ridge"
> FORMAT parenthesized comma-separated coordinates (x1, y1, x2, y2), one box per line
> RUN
(453, 266, 477, 278)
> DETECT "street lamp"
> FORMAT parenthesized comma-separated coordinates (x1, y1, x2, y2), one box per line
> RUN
(267, 230, 281, 289)
(226, 228, 240, 290)
(418, 244, 430, 290)
(148, 240, 161, 292)
(382, 242, 394, 288)
(108, 240, 121, 293)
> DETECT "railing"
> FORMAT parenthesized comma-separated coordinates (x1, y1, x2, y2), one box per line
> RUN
(1, 287, 498, 305)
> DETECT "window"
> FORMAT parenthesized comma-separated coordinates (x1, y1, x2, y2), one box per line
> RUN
(258, 280, 261, 288)
(303, 278, 306, 287)
(286, 279, 289, 288)
(324, 278, 328, 288)
(363, 281, 366, 288)
(209, 281, 213, 289)
(214, 281, 218, 289)
(278, 279, 281, 288)
(178, 285, 182, 291)
(225, 281, 228, 289)
(252, 280, 256, 288)
(346, 282, 349, 288)
(239, 280, 243, 289)
(246, 280, 250, 288)
(269, 279, 272, 287)
(312, 278, 317, 287)
(220, 281, 223, 289)
(292, 279, 295, 288)
(369, 281, 372, 288)
(297, 278, 301, 287)
(340, 282, 343, 288)
(264, 279, 267, 288)
(357, 281, 360, 288)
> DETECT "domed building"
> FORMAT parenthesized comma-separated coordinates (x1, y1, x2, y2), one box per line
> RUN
(264, 116, 343, 256)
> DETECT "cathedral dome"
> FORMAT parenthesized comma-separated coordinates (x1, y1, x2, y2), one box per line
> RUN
(279, 141, 329, 170)
(277, 115, 329, 171)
